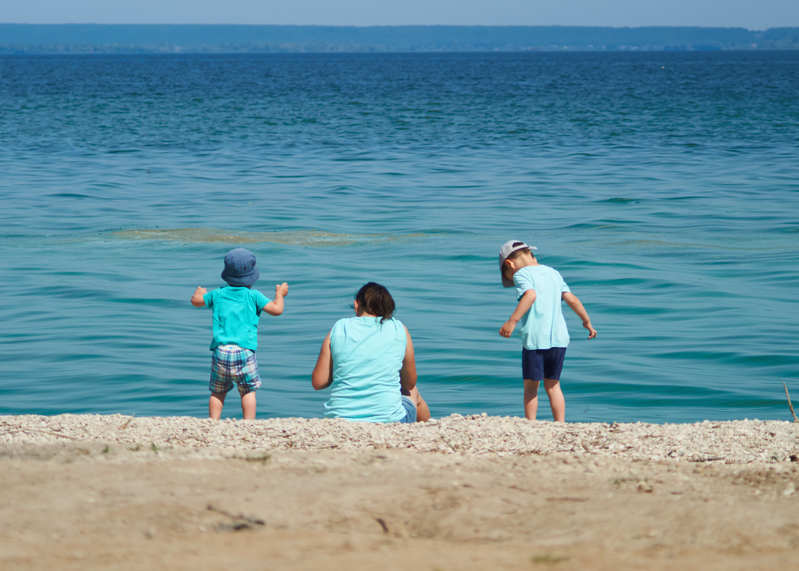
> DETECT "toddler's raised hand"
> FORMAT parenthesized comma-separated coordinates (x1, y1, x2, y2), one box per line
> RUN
(275, 282, 289, 297)
(190, 286, 207, 307)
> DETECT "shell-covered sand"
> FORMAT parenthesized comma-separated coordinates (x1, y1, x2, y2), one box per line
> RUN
(2, 413, 797, 463)
(2, 415, 798, 570)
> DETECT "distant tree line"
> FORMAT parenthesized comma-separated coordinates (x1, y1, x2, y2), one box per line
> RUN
(1, 24, 798, 53)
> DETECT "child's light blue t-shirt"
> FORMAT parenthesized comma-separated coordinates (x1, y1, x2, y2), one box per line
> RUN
(203, 287, 270, 351)
(324, 316, 407, 423)
(513, 265, 571, 350)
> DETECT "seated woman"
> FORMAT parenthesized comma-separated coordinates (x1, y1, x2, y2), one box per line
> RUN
(311, 282, 430, 422)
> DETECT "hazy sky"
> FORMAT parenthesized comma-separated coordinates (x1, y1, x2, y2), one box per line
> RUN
(3, 1, 798, 29)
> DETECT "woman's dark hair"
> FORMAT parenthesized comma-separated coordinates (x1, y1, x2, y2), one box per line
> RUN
(355, 282, 395, 321)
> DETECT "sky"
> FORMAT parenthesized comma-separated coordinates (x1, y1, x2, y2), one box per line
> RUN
(2, 1, 798, 29)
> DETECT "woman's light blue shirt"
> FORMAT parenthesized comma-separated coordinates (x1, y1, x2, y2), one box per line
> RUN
(324, 316, 407, 422)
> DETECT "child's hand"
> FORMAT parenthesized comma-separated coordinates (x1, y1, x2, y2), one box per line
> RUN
(191, 286, 207, 307)
(499, 320, 516, 338)
(583, 320, 597, 339)
(263, 283, 288, 316)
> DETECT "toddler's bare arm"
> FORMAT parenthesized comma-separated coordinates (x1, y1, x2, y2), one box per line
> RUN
(499, 289, 536, 337)
(562, 291, 597, 338)
(263, 282, 289, 316)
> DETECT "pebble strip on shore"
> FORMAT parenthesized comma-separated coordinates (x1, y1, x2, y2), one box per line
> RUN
(1, 414, 797, 463)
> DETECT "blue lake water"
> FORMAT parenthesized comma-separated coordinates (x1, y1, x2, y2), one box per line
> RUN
(1, 51, 798, 422)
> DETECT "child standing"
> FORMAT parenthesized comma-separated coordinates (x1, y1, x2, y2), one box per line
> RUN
(191, 247, 288, 420)
(498, 240, 596, 421)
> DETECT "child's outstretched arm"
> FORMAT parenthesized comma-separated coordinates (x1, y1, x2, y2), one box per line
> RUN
(263, 282, 289, 316)
(500, 289, 536, 337)
(562, 291, 597, 339)
(191, 286, 207, 307)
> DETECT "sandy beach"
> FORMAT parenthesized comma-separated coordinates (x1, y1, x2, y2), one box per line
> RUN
(2, 414, 798, 570)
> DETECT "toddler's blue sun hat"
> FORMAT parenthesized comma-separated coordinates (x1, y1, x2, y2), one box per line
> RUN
(221, 248, 260, 287)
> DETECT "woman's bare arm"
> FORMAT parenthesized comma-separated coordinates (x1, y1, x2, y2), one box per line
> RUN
(311, 332, 333, 390)
(399, 327, 418, 392)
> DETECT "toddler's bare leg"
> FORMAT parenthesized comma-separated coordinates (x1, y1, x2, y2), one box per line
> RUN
(241, 392, 256, 420)
(209, 392, 226, 420)
(544, 379, 565, 422)
(523, 379, 540, 420)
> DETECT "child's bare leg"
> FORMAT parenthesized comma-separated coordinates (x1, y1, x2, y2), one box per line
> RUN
(209, 392, 226, 420)
(408, 386, 431, 422)
(241, 392, 256, 420)
(523, 379, 540, 420)
(543, 379, 565, 422)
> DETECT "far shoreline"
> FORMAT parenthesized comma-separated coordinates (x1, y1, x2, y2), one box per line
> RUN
(2, 24, 799, 54)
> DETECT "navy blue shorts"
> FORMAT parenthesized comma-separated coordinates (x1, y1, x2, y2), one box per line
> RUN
(522, 347, 567, 381)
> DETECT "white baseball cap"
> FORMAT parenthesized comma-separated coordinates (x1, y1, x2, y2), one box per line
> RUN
(498, 240, 537, 287)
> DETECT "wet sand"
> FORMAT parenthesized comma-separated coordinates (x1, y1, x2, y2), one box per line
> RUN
(2, 414, 798, 570)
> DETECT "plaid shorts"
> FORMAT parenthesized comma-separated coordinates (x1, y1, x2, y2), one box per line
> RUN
(209, 345, 262, 396)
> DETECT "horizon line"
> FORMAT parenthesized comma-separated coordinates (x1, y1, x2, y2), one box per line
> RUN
(0, 23, 789, 31)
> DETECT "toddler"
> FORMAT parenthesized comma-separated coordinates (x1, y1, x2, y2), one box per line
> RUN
(191, 247, 288, 419)
(498, 240, 596, 421)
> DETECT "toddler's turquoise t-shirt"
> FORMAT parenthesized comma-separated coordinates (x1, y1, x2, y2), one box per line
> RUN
(203, 287, 270, 351)
(513, 265, 571, 350)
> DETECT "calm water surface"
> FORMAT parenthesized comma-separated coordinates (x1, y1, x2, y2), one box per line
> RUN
(1, 52, 798, 422)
